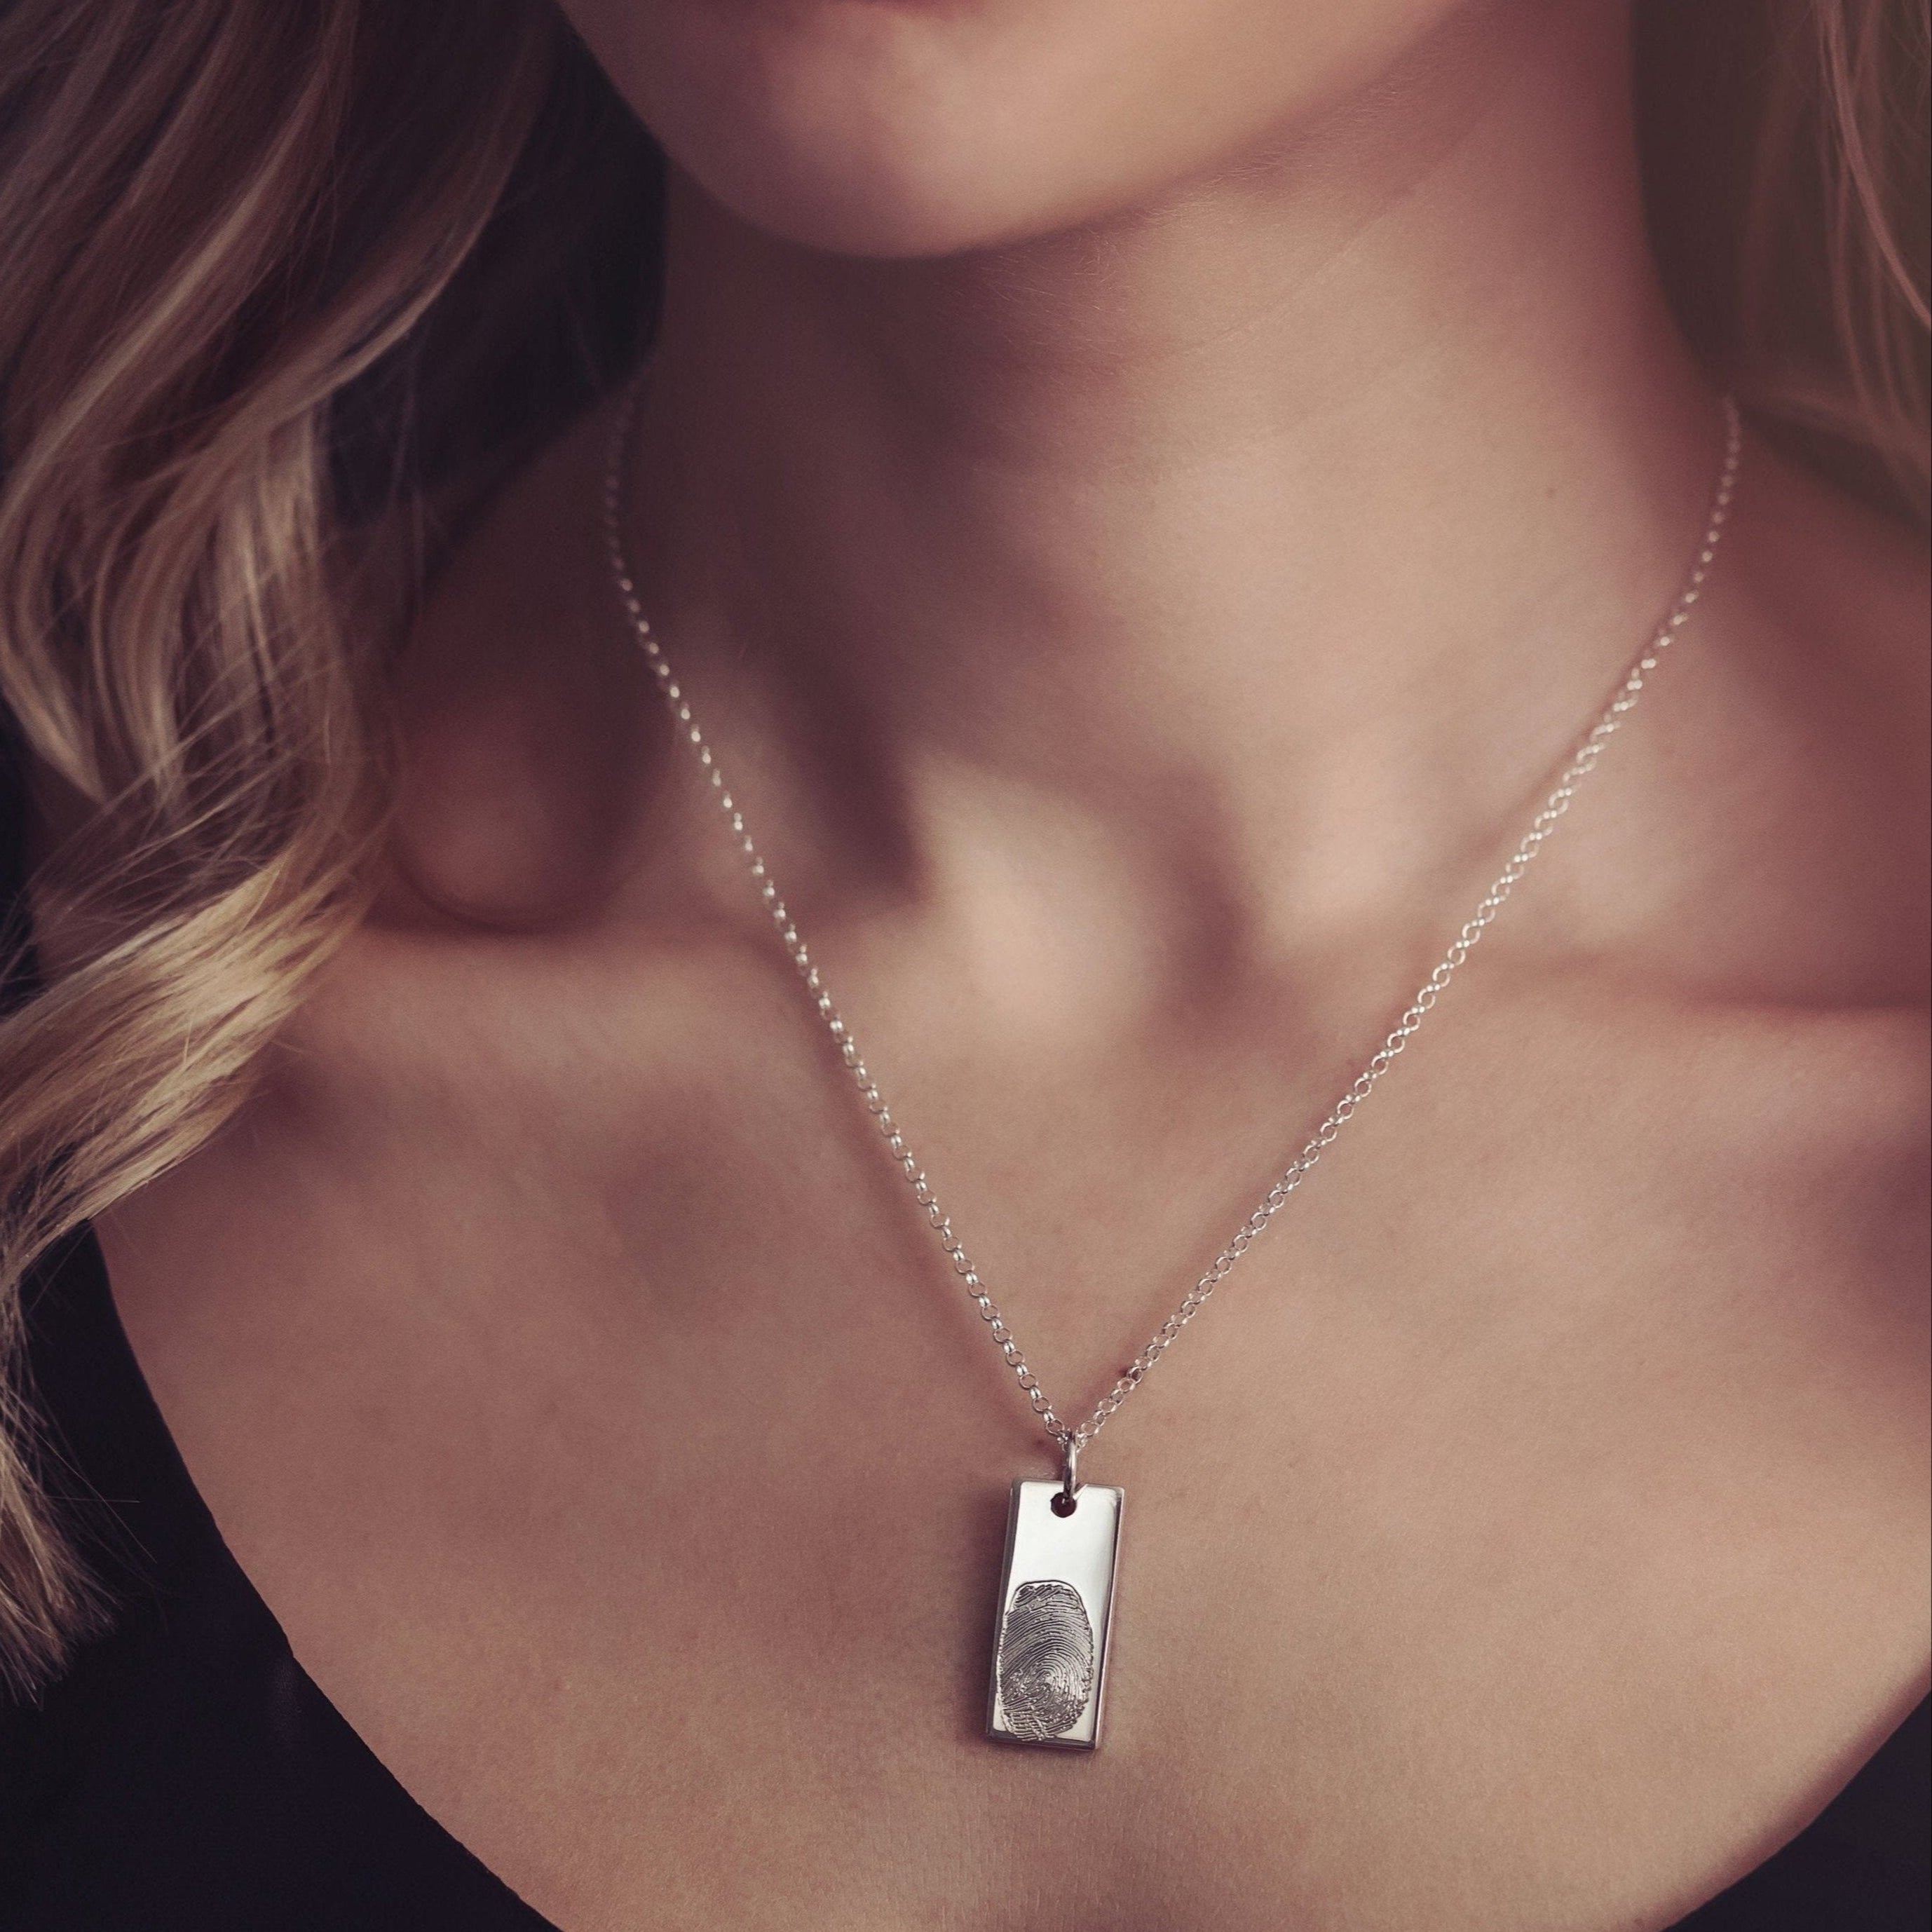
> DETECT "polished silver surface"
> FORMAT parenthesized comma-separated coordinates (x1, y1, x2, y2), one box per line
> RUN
(986, 1481, 1122, 1750)
(601, 396, 1743, 1476)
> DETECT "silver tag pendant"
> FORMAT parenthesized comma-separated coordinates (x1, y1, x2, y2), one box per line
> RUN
(986, 1479, 1123, 1750)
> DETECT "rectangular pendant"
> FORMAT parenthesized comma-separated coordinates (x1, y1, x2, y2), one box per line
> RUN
(986, 1479, 1123, 1751)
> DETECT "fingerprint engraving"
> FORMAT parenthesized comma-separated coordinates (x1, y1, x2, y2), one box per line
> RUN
(997, 1579, 1095, 1741)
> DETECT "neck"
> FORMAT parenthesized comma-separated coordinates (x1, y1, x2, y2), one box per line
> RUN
(628, 0, 1721, 955)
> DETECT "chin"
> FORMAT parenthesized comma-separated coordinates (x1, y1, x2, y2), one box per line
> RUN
(625, 1, 1140, 259)
(571, 0, 1479, 261)
(658, 121, 1080, 263)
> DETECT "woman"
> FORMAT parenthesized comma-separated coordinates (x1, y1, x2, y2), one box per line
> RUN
(0, 0, 1925, 1925)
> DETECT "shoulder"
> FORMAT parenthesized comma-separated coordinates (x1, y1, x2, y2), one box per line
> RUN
(1665, 434, 1929, 1304)
(1564, 438, 1931, 1396)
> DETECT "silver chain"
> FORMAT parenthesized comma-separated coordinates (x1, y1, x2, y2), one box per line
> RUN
(602, 395, 1742, 1469)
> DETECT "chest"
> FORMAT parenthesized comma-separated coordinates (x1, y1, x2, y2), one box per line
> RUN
(99, 958, 1928, 1931)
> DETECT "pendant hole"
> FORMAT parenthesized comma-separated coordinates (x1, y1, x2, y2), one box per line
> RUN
(1050, 1491, 1078, 1518)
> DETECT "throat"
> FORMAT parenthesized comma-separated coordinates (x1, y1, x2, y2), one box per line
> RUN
(623, 1, 1722, 953)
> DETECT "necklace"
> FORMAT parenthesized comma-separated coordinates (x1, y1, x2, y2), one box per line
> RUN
(601, 395, 1743, 1750)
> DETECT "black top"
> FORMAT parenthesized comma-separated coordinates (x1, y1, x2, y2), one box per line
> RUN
(0, 746, 1926, 1932)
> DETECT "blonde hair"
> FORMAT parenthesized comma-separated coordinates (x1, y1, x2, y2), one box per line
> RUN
(0, 0, 1926, 1691)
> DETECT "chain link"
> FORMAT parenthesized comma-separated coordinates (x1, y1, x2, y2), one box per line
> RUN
(603, 395, 1742, 1462)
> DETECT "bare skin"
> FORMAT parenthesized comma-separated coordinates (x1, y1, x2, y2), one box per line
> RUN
(94, 2, 1926, 1928)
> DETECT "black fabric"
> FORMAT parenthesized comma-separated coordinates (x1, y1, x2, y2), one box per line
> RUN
(0, 1237, 552, 1932)
(1668, 1694, 1930, 1931)
(0, 739, 1926, 1931)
